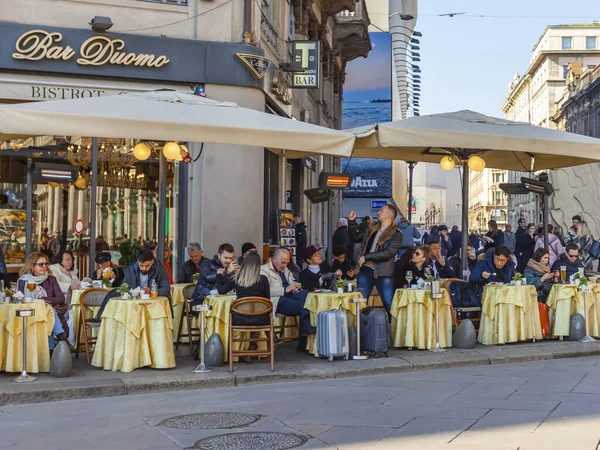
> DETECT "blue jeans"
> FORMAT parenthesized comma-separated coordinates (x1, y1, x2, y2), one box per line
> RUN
(357, 267, 395, 313)
(276, 290, 312, 335)
(49, 310, 65, 350)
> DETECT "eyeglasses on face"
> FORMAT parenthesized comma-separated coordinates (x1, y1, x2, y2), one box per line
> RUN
(35, 262, 49, 267)
(567, 253, 579, 258)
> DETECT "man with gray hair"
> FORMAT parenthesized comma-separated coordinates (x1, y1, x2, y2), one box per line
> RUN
(332, 217, 350, 261)
(178, 242, 205, 283)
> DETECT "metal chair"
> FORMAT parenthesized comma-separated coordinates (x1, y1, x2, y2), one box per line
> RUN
(442, 278, 481, 330)
(228, 297, 274, 373)
(75, 288, 111, 364)
(175, 284, 202, 355)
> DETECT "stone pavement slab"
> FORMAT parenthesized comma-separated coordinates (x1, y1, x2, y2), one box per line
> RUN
(3, 340, 600, 407)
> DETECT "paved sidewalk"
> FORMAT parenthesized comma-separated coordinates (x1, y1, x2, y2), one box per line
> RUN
(3, 339, 600, 406)
(2, 357, 600, 449)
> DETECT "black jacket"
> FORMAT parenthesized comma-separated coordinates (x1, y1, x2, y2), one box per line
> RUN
(515, 227, 534, 260)
(484, 230, 505, 252)
(448, 230, 462, 257)
(178, 258, 204, 284)
(299, 263, 336, 292)
(92, 265, 124, 287)
(332, 226, 349, 249)
(191, 255, 231, 305)
(551, 253, 585, 280)
(449, 255, 477, 277)
(331, 258, 355, 280)
(349, 219, 402, 278)
(426, 259, 455, 279)
(217, 274, 271, 299)
(295, 222, 307, 255)
(121, 259, 171, 298)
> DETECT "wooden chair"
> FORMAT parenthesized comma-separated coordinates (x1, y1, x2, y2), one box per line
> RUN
(175, 284, 202, 355)
(75, 288, 111, 364)
(273, 314, 299, 342)
(228, 297, 274, 373)
(442, 278, 481, 331)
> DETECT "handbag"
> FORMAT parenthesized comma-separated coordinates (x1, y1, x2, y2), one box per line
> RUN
(588, 239, 600, 260)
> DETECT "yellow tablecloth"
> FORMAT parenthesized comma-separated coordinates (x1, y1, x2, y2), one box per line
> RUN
(546, 284, 600, 338)
(304, 291, 364, 356)
(0, 301, 54, 373)
(478, 284, 542, 345)
(92, 297, 176, 372)
(390, 288, 452, 350)
(171, 283, 192, 342)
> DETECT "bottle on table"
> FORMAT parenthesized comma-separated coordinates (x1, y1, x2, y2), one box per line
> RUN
(150, 279, 158, 298)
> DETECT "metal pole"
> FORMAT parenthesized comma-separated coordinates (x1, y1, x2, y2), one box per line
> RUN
(25, 158, 33, 256)
(88, 138, 98, 278)
(581, 289, 596, 342)
(157, 152, 167, 264)
(352, 298, 368, 360)
(461, 161, 469, 276)
(542, 195, 550, 253)
(430, 281, 445, 352)
(407, 162, 415, 222)
(177, 163, 188, 279)
(193, 304, 213, 372)
(14, 309, 36, 382)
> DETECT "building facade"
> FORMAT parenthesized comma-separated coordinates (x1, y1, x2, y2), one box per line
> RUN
(467, 169, 508, 232)
(501, 24, 600, 229)
(0, 0, 370, 277)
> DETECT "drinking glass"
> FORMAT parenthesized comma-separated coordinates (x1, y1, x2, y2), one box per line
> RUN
(560, 266, 567, 284)
(578, 267, 585, 277)
(405, 271, 413, 288)
(26, 281, 36, 300)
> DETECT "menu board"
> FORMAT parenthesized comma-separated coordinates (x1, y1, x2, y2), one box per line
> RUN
(278, 209, 296, 257)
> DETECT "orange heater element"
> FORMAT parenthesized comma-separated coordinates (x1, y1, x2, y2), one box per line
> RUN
(318, 172, 353, 190)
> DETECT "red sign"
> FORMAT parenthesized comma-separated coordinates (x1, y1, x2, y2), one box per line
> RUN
(74, 219, 85, 235)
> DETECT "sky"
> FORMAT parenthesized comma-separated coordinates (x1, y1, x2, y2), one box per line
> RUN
(412, 0, 600, 117)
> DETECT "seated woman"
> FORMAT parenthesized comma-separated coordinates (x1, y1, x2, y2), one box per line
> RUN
(524, 248, 558, 303)
(393, 247, 415, 289)
(17, 252, 75, 352)
(216, 252, 271, 361)
(92, 251, 123, 287)
(49, 250, 91, 295)
(395, 246, 430, 287)
(298, 245, 341, 292)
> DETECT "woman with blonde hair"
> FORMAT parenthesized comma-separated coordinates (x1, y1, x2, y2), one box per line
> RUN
(18, 252, 74, 352)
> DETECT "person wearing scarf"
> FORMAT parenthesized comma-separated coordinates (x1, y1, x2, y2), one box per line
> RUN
(524, 248, 558, 303)
(49, 250, 91, 295)
(18, 252, 75, 352)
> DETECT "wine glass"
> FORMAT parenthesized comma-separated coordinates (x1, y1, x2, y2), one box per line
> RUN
(405, 270, 413, 288)
(26, 281, 36, 300)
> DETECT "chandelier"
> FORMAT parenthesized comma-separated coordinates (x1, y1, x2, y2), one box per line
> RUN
(66, 140, 137, 169)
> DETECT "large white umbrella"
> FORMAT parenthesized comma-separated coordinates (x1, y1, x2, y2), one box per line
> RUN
(0, 90, 356, 273)
(0, 90, 355, 158)
(348, 110, 600, 273)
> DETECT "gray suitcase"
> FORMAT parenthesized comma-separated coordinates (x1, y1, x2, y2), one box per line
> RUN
(360, 307, 392, 357)
(316, 310, 349, 362)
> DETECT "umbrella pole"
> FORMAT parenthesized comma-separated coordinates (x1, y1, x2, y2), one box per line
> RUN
(25, 157, 33, 256)
(157, 152, 167, 264)
(461, 161, 469, 278)
(88, 137, 98, 278)
(543, 194, 549, 253)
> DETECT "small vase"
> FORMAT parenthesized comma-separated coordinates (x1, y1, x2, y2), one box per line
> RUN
(337, 287, 344, 294)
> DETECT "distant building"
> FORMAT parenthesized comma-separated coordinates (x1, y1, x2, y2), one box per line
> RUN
(468, 170, 508, 232)
(501, 24, 600, 230)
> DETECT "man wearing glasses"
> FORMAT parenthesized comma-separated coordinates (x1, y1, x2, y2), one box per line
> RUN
(551, 243, 585, 279)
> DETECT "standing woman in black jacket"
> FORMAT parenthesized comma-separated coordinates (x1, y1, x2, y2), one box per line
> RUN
(483, 220, 505, 252)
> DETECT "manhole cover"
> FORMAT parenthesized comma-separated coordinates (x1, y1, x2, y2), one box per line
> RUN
(160, 412, 260, 429)
(193, 432, 307, 450)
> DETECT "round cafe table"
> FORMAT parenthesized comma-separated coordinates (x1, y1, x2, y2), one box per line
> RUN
(171, 283, 192, 342)
(390, 288, 452, 350)
(304, 291, 364, 356)
(478, 284, 542, 345)
(546, 283, 600, 338)
(0, 300, 54, 373)
(92, 297, 176, 372)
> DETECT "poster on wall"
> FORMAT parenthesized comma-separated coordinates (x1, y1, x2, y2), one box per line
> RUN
(342, 32, 392, 199)
(278, 209, 296, 256)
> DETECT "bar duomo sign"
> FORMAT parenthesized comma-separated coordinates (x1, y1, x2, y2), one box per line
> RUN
(13, 30, 171, 68)
(0, 22, 266, 88)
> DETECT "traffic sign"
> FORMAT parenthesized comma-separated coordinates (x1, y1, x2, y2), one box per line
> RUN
(74, 219, 85, 235)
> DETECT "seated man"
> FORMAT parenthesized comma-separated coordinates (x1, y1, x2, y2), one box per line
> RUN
(238, 242, 258, 265)
(190, 243, 239, 309)
(96, 249, 171, 318)
(92, 251, 123, 287)
(426, 240, 455, 279)
(261, 248, 312, 351)
(299, 245, 341, 292)
(449, 243, 478, 279)
(331, 245, 356, 281)
(178, 242, 204, 283)
(463, 245, 515, 307)
(551, 243, 585, 279)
